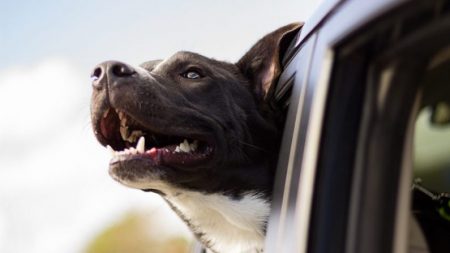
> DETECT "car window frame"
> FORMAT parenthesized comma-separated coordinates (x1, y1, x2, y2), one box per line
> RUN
(267, 1, 450, 253)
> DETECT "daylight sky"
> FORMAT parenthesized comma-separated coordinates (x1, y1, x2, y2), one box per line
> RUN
(0, 1, 322, 252)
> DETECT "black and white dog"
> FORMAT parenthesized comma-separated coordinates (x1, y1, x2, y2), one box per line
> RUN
(90, 23, 302, 253)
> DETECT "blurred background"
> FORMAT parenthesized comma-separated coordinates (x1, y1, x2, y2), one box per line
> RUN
(0, 1, 322, 252)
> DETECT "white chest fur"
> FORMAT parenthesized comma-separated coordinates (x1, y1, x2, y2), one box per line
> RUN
(112, 177, 270, 252)
(165, 190, 270, 253)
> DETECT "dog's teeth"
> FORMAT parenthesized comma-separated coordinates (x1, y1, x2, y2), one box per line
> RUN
(136, 136, 145, 153)
(175, 139, 198, 153)
(118, 111, 128, 127)
(107, 145, 115, 157)
(120, 126, 129, 140)
(190, 140, 198, 151)
(179, 139, 191, 153)
(126, 134, 135, 143)
(130, 147, 137, 155)
(102, 109, 110, 118)
(179, 142, 186, 152)
(126, 130, 144, 143)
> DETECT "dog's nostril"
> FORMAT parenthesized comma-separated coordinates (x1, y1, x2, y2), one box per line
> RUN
(90, 66, 104, 89)
(111, 63, 135, 77)
(91, 67, 102, 82)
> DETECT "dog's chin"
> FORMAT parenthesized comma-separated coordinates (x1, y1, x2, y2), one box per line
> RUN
(107, 145, 215, 190)
(108, 156, 159, 188)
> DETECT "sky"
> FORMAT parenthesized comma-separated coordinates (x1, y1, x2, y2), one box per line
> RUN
(0, 1, 322, 252)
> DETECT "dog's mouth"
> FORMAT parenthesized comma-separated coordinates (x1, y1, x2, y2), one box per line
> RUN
(97, 107, 214, 168)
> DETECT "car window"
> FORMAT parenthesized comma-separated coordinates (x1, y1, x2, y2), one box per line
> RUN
(415, 107, 450, 191)
(305, 1, 450, 253)
(414, 50, 450, 193)
(265, 1, 450, 253)
(411, 47, 450, 253)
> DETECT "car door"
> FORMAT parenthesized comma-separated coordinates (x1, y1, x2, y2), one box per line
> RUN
(266, 0, 450, 253)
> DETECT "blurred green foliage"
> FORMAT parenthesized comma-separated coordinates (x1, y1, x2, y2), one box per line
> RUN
(414, 107, 450, 192)
(84, 211, 191, 253)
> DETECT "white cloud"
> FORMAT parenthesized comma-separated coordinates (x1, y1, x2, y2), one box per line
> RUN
(0, 59, 83, 137)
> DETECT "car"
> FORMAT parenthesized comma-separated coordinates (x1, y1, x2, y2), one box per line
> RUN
(197, 0, 450, 252)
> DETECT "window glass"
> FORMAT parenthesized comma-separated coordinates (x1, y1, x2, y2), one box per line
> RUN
(412, 48, 450, 253)
(414, 49, 450, 192)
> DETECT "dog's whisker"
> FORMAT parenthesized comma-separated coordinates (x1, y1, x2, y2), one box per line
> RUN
(237, 140, 268, 152)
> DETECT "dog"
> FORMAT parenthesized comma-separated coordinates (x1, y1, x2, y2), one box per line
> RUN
(90, 23, 302, 253)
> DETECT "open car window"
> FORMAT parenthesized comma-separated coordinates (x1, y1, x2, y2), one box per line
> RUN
(412, 46, 450, 253)
(414, 47, 450, 193)
(265, 1, 450, 253)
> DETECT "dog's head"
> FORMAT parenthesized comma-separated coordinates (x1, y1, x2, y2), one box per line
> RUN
(90, 23, 302, 198)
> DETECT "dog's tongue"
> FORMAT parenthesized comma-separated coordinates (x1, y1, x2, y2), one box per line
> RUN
(100, 109, 122, 142)
(146, 145, 212, 167)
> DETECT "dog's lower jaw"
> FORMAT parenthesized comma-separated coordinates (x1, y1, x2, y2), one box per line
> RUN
(165, 190, 270, 253)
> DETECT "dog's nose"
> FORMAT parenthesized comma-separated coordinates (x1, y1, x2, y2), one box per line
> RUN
(91, 61, 136, 89)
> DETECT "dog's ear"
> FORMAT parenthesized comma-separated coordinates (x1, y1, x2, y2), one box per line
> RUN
(237, 23, 303, 101)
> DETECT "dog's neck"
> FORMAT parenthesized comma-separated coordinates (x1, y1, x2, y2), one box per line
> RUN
(161, 185, 270, 253)
(112, 162, 272, 253)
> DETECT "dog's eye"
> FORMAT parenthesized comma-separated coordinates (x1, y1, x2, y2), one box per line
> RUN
(181, 70, 202, 79)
